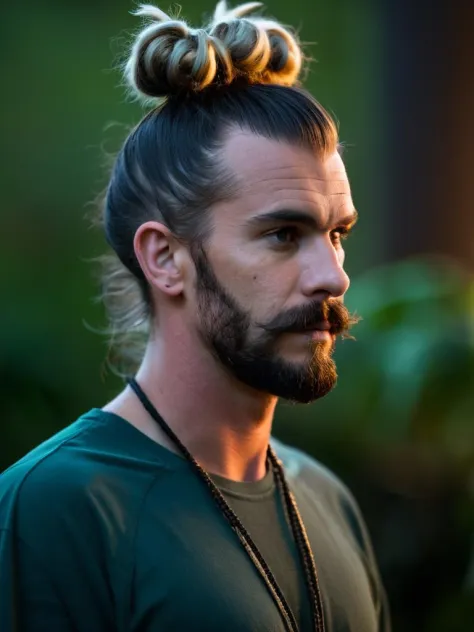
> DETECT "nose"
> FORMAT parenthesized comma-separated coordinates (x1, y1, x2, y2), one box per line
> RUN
(300, 237, 350, 299)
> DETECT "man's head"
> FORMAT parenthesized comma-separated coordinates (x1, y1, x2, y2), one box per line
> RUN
(100, 1, 359, 402)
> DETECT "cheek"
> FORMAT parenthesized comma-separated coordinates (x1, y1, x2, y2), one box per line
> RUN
(249, 276, 296, 324)
(206, 239, 296, 309)
(239, 273, 274, 305)
(230, 269, 291, 322)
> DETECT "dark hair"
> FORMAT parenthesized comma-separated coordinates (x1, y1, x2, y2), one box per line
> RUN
(96, 3, 338, 371)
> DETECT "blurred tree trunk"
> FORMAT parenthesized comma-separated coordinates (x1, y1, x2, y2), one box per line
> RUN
(381, 0, 474, 270)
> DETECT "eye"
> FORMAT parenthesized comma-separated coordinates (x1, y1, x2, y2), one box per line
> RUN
(330, 226, 352, 246)
(265, 226, 300, 247)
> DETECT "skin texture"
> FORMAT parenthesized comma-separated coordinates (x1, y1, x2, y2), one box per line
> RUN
(103, 130, 358, 482)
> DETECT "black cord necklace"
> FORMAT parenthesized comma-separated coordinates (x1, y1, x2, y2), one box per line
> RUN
(127, 376, 326, 632)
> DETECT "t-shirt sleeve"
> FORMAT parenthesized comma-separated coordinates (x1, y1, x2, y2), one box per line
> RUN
(0, 456, 120, 632)
(278, 440, 392, 632)
(337, 485, 392, 632)
(0, 528, 74, 631)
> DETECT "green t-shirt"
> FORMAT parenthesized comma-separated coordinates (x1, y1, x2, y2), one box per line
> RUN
(0, 409, 390, 631)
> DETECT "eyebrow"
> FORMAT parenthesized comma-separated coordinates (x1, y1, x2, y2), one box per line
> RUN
(244, 208, 359, 232)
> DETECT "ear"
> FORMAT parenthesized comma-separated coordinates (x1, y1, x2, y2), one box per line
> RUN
(133, 221, 185, 296)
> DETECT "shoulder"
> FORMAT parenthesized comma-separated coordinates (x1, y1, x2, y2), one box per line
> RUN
(271, 436, 391, 621)
(0, 411, 158, 551)
(1, 415, 94, 526)
(271, 436, 371, 551)
(271, 436, 352, 504)
(0, 412, 144, 628)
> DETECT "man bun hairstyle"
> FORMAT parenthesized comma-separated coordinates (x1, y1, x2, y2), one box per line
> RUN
(125, 1, 302, 100)
(97, 2, 339, 373)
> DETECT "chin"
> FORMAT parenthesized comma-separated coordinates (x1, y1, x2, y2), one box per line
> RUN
(262, 359, 338, 404)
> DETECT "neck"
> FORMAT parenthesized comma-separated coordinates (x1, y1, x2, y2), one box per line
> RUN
(105, 330, 278, 483)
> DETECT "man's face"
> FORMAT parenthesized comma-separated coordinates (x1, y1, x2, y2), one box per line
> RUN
(189, 131, 358, 404)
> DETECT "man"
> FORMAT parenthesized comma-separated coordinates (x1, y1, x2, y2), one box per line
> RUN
(0, 2, 390, 630)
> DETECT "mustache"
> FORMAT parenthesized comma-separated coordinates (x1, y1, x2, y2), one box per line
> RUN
(259, 300, 361, 339)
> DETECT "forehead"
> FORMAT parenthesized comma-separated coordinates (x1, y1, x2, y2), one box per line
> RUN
(220, 130, 351, 205)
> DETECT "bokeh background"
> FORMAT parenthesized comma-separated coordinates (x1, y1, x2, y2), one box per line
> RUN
(1, 0, 473, 629)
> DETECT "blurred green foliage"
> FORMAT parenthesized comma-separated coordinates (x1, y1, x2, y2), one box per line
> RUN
(1, 1, 473, 630)
(275, 257, 474, 631)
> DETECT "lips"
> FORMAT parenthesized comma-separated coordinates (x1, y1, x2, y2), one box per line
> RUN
(303, 320, 332, 332)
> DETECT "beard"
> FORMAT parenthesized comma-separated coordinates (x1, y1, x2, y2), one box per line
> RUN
(190, 243, 358, 404)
